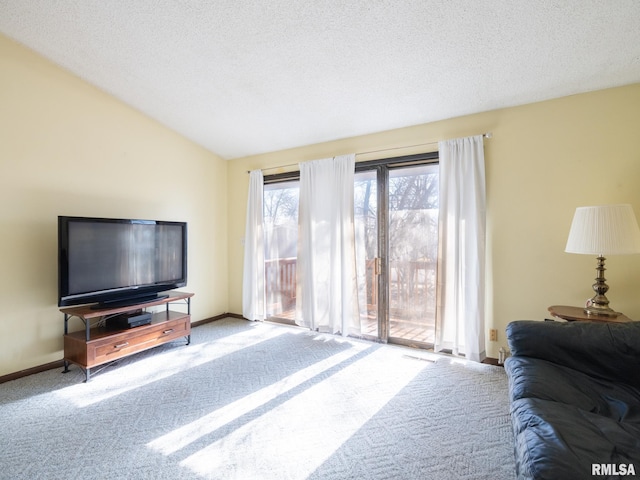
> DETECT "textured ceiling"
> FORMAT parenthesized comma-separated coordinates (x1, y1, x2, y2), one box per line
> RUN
(1, 1, 640, 159)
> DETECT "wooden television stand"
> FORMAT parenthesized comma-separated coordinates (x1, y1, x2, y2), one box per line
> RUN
(61, 291, 193, 382)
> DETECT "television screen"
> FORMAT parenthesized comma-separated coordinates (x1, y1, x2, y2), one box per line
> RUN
(58, 216, 187, 307)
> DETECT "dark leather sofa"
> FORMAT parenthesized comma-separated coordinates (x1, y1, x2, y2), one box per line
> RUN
(504, 319, 640, 479)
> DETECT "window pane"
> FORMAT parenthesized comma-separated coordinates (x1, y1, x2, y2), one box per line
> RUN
(264, 181, 299, 319)
(388, 164, 438, 343)
(354, 170, 378, 337)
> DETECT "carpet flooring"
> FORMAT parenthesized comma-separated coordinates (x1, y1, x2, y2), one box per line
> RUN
(0, 318, 515, 479)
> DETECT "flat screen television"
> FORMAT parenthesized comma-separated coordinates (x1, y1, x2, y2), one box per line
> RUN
(58, 216, 187, 308)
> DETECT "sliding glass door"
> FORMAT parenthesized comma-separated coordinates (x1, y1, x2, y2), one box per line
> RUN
(354, 159, 439, 346)
(262, 155, 439, 347)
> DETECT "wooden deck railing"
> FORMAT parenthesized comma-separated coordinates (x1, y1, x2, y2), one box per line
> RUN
(265, 257, 297, 300)
(265, 257, 436, 311)
(265, 257, 436, 342)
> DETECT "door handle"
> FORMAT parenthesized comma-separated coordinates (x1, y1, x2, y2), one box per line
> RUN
(374, 257, 382, 275)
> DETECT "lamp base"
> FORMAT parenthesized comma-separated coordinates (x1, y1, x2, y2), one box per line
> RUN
(584, 304, 620, 317)
(582, 256, 620, 317)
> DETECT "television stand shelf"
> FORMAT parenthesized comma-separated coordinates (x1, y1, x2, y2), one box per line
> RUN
(61, 291, 193, 382)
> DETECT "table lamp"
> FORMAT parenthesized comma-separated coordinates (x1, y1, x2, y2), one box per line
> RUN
(565, 204, 640, 317)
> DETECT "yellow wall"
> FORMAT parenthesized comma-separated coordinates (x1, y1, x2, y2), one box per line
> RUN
(2, 32, 640, 375)
(0, 34, 229, 376)
(227, 83, 640, 358)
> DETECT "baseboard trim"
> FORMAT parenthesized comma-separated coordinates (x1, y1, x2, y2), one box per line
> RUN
(1, 313, 247, 384)
(482, 357, 503, 367)
(190, 312, 242, 327)
(0, 360, 65, 385)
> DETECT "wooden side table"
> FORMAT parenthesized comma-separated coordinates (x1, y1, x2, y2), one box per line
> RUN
(548, 305, 633, 323)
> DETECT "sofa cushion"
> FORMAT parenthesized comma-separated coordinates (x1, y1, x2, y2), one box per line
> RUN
(510, 397, 640, 480)
(506, 320, 640, 388)
(505, 356, 640, 423)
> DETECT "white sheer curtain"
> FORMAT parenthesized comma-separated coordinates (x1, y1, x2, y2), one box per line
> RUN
(296, 154, 360, 335)
(436, 135, 486, 362)
(242, 170, 266, 321)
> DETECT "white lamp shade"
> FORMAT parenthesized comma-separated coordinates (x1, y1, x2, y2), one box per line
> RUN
(565, 204, 640, 255)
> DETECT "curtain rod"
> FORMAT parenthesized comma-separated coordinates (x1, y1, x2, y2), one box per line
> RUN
(248, 132, 492, 173)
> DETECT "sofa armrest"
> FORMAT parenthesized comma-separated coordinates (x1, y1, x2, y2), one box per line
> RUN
(506, 320, 640, 387)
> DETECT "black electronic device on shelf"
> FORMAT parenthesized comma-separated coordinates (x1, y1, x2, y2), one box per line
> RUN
(106, 311, 153, 330)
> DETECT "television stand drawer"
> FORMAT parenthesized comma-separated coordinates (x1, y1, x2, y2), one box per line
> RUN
(92, 313, 190, 365)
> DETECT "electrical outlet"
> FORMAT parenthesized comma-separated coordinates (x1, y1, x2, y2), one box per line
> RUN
(489, 329, 498, 341)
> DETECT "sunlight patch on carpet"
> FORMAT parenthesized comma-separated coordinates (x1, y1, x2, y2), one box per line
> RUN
(179, 347, 430, 479)
(147, 338, 373, 455)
